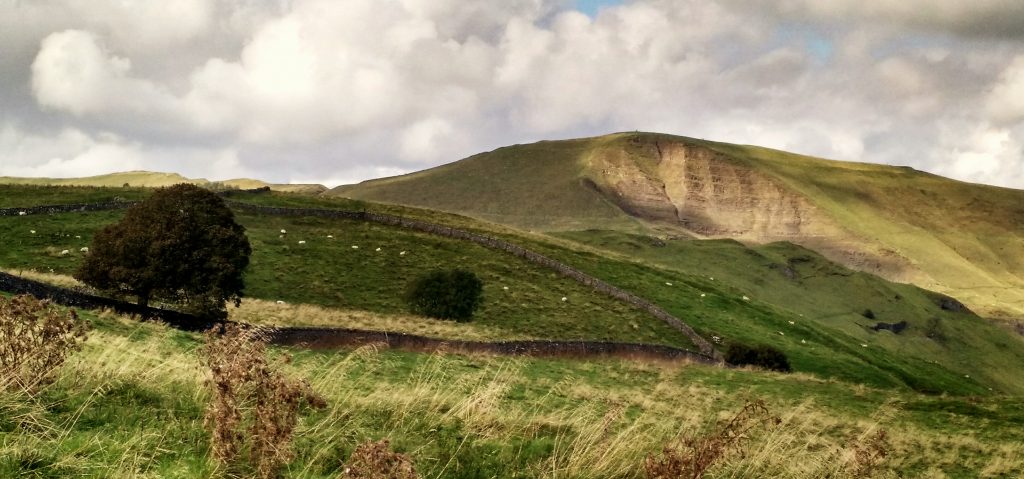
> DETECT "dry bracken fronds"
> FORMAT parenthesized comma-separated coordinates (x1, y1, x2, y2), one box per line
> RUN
(0, 294, 89, 392)
(644, 399, 779, 479)
(342, 439, 419, 479)
(847, 429, 890, 478)
(201, 324, 326, 479)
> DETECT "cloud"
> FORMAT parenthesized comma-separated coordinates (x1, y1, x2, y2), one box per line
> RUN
(987, 55, 1024, 125)
(749, 0, 1024, 39)
(0, 0, 1021, 189)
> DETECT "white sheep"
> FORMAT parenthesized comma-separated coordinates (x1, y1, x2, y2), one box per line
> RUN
(30, 230, 36, 234)
(375, 247, 381, 252)
(80, 247, 89, 253)
(742, 295, 750, 301)
(788, 320, 795, 325)
(18, 211, 26, 216)
(276, 300, 285, 305)
(861, 343, 868, 348)
(351, 245, 359, 249)
(778, 331, 785, 336)
(399, 251, 406, 256)
(327, 235, 334, 238)
(502, 286, 509, 291)
(700, 293, 705, 297)
(280, 229, 287, 234)
(298, 240, 306, 244)
(561, 296, 568, 302)
(59, 249, 70, 256)
(75, 235, 81, 239)
(665, 282, 673, 286)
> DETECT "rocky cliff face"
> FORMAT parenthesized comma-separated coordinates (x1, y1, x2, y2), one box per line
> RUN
(589, 139, 838, 241)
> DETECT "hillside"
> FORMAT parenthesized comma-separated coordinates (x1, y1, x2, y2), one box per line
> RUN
(3, 184, 1024, 476)
(330, 132, 1024, 321)
(0, 170, 327, 194)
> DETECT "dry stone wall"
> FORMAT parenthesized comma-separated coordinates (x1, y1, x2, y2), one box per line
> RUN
(2, 197, 720, 359)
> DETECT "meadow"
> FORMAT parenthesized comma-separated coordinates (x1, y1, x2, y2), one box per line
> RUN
(2, 183, 1024, 477)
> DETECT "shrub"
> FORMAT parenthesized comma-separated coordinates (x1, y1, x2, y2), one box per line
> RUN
(724, 342, 791, 372)
(201, 325, 326, 479)
(861, 309, 876, 320)
(404, 269, 483, 322)
(0, 295, 89, 391)
(644, 400, 779, 479)
(342, 439, 419, 479)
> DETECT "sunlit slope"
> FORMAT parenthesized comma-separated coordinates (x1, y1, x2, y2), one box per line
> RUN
(0, 171, 327, 194)
(332, 132, 1024, 319)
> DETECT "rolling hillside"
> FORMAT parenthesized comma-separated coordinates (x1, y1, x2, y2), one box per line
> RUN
(331, 132, 1024, 321)
(0, 170, 327, 194)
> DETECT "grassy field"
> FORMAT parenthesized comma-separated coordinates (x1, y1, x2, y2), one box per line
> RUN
(3, 185, 1024, 396)
(330, 132, 1024, 321)
(2, 303, 1022, 478)
(0, 172, 326, 193)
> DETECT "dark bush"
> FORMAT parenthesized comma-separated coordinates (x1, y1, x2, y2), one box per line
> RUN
(724, 343, 791, 372)
(404, 269, 483, 322)
(862, 309, 876, 320)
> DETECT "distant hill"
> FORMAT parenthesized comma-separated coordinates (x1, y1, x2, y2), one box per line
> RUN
(0, 171, 327, 194)
(330, 132, 1024, 320)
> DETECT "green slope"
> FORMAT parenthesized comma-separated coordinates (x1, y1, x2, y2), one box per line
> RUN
(4, 184, 1024, 396)
(0, 171, 327, 194)
(330, 132, 1024, 320)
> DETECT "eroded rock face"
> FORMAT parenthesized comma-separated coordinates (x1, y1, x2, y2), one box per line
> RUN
(590, 140, 837, 241)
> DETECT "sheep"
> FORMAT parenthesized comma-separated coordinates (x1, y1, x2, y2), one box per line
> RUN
(298, 240, 306, 244)
(561, 296, 568, 302)
(860, 343, 868, 348)
(59, 249, 70, 256)
(75, 235, 81, 239)
(399, 251, 406, 256)
(275, 300, 285, 305)
(30, 230, 35, 234)
(700, 293, 705, 297)
(502, 286, 509, 291)
(280, 229, 287, 234)
(742, 295, 750, 301)
(327, 235, 334, 238)
(18, 211, 26, 216)
(788, 320, 795, 325)
(80, 247, 89, 253)
(778, 331, 785, 336)
(351, 245, 359, 249)
(375, 247, 381, 252)
(665, 282, 673, 286)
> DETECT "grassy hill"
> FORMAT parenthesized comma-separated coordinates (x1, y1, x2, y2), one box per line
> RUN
(0, 170, 327, 194)
(4, 185, 1024, 396)
(3, 184, 1024, 476)
(330, 132, 1024, 321)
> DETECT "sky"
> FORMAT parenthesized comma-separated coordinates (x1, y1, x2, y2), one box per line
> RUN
(1, 0, 1023, 189)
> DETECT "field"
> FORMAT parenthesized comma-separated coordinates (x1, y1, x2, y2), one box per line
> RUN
(2, 183, 1024, 477)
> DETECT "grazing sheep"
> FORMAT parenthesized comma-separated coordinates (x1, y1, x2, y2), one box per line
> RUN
(700, 293, 705, 297)
(778, 331, 785, 336)
(742, 295, 750, 301)
(399, 251, 406, 256)
(788, 320, 795, 325)
(327, 235, 334, 238)
(59, 250, 70, 256)
(80, 247, 89, 253)
(561, 296, 568, 302)
(298, 240, 306, 244)
(18, 211, 26, 216)
(502, 286, 509, 291)
(30, 230, 35, 234)
(375, 247, 381, 252)
(665, 282, 673, 286)
(352, 245, 359, 249)
(280, 229, 287, 234)
(861, 343, 868, 348)
(75, 235, 81, 239)
(275, 300, 285, 305)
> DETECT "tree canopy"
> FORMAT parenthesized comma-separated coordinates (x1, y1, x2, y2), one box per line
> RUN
(75, 183, 251, 318)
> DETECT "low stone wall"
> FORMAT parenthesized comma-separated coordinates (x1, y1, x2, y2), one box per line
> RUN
(228, 202, 719, 359)
(0, 271, 715, 364)
(3, 197, 719, 358)
(0, 201, 138, 217)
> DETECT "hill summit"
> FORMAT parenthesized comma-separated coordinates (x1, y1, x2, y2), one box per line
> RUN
(330, 132, 1024, 320)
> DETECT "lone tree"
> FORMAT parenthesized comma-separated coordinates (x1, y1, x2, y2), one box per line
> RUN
(75, 183, 251, 318)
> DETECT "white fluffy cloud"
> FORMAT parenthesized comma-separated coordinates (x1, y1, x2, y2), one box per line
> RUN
(0, 0, 1022, 188)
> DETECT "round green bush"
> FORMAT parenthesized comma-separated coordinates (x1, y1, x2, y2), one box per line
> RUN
(404, 269, 483, 322)
(724, 342, 791, 372)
